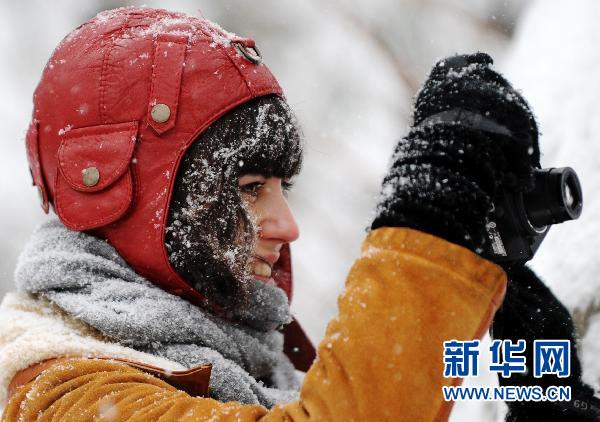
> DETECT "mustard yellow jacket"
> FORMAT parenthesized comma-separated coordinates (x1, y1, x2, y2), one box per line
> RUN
(2, 227, 506, 421)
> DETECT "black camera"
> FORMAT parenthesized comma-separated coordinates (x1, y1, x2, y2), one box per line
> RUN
(482, 167, 583, 265)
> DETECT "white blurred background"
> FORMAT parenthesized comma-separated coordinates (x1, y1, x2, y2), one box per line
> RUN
(1, 1, 599, 420)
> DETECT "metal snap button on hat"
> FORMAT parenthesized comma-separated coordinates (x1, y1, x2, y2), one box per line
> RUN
(82, 166, 100, 187)
(234, 42, 262, 64)
(151, 103, 171, 123)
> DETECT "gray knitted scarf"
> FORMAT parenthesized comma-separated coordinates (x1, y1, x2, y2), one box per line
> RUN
(14, 220, 300, 408)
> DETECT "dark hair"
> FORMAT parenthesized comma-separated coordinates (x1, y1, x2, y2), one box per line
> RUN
(166, 95, 303, 309)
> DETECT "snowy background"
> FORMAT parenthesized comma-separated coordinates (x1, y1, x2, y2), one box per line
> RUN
(1, 0, 598, 419)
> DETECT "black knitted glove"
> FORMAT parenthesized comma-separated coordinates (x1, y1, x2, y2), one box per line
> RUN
(372, 52, 539, 253)
(492, 265, 600, 421)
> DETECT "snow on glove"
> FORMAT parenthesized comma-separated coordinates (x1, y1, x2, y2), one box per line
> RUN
(372, 52, 539, 253)
(492, 265, 600, 421)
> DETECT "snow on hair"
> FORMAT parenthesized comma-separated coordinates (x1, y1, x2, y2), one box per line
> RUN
(166, 95, 303, 308)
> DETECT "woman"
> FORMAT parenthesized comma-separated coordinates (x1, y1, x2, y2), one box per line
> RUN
(0, 7, 595, 421)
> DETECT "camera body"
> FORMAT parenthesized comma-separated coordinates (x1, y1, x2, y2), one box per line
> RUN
(482, 167, 583, 265)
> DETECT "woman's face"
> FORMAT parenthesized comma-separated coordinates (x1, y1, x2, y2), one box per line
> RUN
(238, 174, 299, 283)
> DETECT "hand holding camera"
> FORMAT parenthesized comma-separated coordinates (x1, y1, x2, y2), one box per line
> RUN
(373, 52, 582, 266)
(375, 52, 597, 420)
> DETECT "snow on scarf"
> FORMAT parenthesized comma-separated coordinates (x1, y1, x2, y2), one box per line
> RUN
(14, 220, 300, 407)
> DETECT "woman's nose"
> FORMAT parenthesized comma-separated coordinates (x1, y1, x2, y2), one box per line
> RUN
(259, 186, 300, 243)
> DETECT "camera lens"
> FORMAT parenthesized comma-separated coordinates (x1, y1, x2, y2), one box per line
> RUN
(524, 167, 583, 227)
(563, 170, 583, 218)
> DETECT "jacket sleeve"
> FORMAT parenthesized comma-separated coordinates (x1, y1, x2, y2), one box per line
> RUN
(2, 227, 507, 422)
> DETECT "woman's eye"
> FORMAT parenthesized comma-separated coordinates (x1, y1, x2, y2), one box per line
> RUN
(282, 180, 294, 197)
(282, 180, 294, 191)
(240, 182, 263, 197)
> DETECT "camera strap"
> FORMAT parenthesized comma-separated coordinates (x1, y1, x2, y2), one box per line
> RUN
(416, 108, 513, 137)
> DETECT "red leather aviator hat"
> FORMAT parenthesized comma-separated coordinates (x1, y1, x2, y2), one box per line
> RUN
(25, 7, 315, 370)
